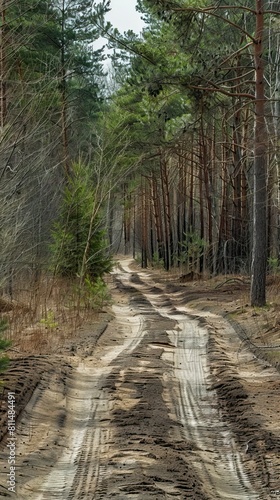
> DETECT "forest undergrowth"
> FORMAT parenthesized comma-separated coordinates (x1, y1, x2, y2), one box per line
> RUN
(0, 271, 112, 358)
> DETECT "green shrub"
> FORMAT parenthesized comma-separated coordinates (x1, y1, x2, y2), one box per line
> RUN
(50, 161, 112, 279)
(268, 257, 280, 274)
(74, 276, 111, 310)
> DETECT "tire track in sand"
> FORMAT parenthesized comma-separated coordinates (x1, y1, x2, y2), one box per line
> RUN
(8, 261, 261, 498)
(120, 261, 260, 499)
(12, 297, 145, 499)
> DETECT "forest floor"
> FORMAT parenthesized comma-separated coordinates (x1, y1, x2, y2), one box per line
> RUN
(0, 258, 279, 498)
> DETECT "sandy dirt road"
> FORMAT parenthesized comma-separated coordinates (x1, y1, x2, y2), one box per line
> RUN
(0, 259, 277, 498)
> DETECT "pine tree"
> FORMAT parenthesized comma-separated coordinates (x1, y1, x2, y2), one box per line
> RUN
(50, 161, 112, 280)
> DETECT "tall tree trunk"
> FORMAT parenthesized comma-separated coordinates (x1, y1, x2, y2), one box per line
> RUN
(188, 136, 194, 234)
(177, 144, 187, 265)
(219, 129, 230, 274)
(160, 153, 172, 270)
(123, 184, 131, 255)
(141, 176, 148, 268)
(60, 0, 70, 176)
(149, 191, 155, 263)
(0, 0, 7, 129)
(241, 107, 250, 270)
(151, 173, 164, 260)
(199, 160, 205, 273)
(200, 119, 213, 272)
(232, 106, 243, 272)
(251, 1, 267, 306)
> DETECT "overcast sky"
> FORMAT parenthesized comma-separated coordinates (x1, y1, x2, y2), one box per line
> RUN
(94, 0, 145, 54)
(94, 0, 145, 63)
(107, 0, 145, 33)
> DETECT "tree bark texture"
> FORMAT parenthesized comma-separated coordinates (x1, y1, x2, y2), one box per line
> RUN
(251, 0, 267, 306)
(0, 0, 7, 128)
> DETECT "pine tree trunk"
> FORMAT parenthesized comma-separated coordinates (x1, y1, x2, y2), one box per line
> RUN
(251, 1, 267, 306)
(188, 144, 194, 233)
(218, 132, 229, 273)
(199, 163, 205, 273)
(177, 145, 187, 266)
(60, 0, 70, 176)
(151, 173, 164, 260)
(141, 176, 148, 268)
(0, 0, 7, 129)
(200, 120, 213, 272)
(160, 154, 173, 270)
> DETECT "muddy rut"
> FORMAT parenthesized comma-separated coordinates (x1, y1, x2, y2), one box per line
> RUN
(0, 260, 272, 498)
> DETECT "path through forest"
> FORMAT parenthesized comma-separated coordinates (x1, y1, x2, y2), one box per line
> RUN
(0, 259, 279, 499)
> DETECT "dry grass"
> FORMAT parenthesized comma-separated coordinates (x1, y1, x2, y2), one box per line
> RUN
(0, 273, 105, 356)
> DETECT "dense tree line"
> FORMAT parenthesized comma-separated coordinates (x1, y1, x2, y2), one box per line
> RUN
(0, 0, 115, 295)
(0, 0, 279, 308)
(105, 0, 280, 306)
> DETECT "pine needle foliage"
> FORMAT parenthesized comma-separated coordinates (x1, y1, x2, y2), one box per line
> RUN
(50, 162, 112, 280)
